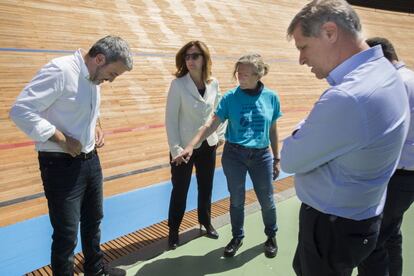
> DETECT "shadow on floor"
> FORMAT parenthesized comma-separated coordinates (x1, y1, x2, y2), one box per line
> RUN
(134, 243, 265, 276)
(111, 228, 205, 267)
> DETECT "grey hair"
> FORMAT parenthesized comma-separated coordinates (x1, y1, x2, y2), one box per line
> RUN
(88, 35, 133, 70)
(232, 53, 269, 80)
(287, 0, 362, 39)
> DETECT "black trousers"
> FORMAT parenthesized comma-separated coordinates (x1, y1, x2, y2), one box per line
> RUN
(39, 153, 104, 276)
(358, 170, 414, 276)
(168, 140, 217, 231)
(293, 203, 381, 276)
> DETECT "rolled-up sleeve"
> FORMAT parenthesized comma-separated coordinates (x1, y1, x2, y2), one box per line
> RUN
(281, 89, 366, 174)
(9, 64, 64, 142)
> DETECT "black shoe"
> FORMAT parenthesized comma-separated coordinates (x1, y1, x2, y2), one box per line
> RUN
(264, 236, 278, 258)
(87, 266, 126, 276)
(102, 266, 126, 276)
(223, 237, 243, 257)
(201, 223, 219, 239)
(168, 230, 179, 250)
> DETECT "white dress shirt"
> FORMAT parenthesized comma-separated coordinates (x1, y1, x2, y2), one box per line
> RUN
(281, 46, 410, 220)
(9, 49, 100, 153)
(165, 73, 224, 158)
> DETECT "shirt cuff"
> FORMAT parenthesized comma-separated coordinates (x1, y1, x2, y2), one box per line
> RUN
(30, 121, 56, 142)
(170, 145, 184, 159)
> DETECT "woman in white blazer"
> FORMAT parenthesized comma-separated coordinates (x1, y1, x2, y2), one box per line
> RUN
(165, 41, 224, 249)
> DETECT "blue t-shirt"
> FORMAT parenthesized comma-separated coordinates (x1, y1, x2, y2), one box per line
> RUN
(215, 85, 282, 148)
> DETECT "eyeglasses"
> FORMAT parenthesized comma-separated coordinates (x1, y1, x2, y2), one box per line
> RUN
(184, 53, 203, 61)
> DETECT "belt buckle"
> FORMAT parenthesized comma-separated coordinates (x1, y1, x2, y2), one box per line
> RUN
(78, 152, 89, 160)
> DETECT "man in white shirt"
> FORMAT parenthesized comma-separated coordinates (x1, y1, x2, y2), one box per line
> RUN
(358, 37, 414, 276)
(281, 1, 409, 275)
(9, 35, 133, 276)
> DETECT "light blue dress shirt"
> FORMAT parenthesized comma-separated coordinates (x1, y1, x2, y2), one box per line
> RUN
(394, 62, 414, 170)
(281, 46, 410, 220)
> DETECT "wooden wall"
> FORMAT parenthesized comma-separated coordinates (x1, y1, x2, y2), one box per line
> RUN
(0, 0, 413, 226)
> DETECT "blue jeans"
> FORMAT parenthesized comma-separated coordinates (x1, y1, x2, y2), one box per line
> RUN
(39, 152, 104, 276)
(221, 142, 277, 238)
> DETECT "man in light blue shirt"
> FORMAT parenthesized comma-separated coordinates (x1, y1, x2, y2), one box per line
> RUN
(281, 1, 409, 275)
(358, 37, 414, 276)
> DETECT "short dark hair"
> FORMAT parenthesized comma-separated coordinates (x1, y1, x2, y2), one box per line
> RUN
(88, 35, 133, 70)
(366, 37, 399, 62)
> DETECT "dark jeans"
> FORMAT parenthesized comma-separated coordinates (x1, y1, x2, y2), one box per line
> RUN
(358, 170, 414, 276)
(221, 142, 277, 238)
(39, 152, 104, 276)
(293, 203, 381, 276)
(168, 140, 217, 231)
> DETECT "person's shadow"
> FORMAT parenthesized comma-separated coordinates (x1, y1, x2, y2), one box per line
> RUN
(135, 243, 264, 276)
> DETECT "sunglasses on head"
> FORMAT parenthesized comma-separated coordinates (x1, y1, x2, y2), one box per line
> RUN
(184, 53, 203, 61)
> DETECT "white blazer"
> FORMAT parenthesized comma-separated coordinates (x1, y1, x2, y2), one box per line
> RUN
(165, 73, 225, 158)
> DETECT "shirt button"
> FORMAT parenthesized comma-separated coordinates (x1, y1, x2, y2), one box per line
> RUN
(363, 239, 368, 245)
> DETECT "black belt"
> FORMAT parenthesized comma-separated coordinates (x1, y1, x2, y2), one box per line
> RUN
(302, 203, 382, 222)
(38, 149, 97, 160)
(395, 169, 414, 176)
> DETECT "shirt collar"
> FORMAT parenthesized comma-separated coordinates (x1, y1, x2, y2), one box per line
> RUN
(394, 61, 406, 70)
(74, 49, 91, 81)
(240, 80, 264, 96)
(326, 45, 384, 86)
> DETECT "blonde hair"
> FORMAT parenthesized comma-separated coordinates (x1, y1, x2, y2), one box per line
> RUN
(174, 40, 212, 83)
(232, 53, 269, 80)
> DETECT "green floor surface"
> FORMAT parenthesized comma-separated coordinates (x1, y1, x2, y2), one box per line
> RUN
(123, 196, 414, 276)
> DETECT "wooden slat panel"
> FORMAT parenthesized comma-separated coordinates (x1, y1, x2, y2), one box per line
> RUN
(2, 0, 413, 227)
